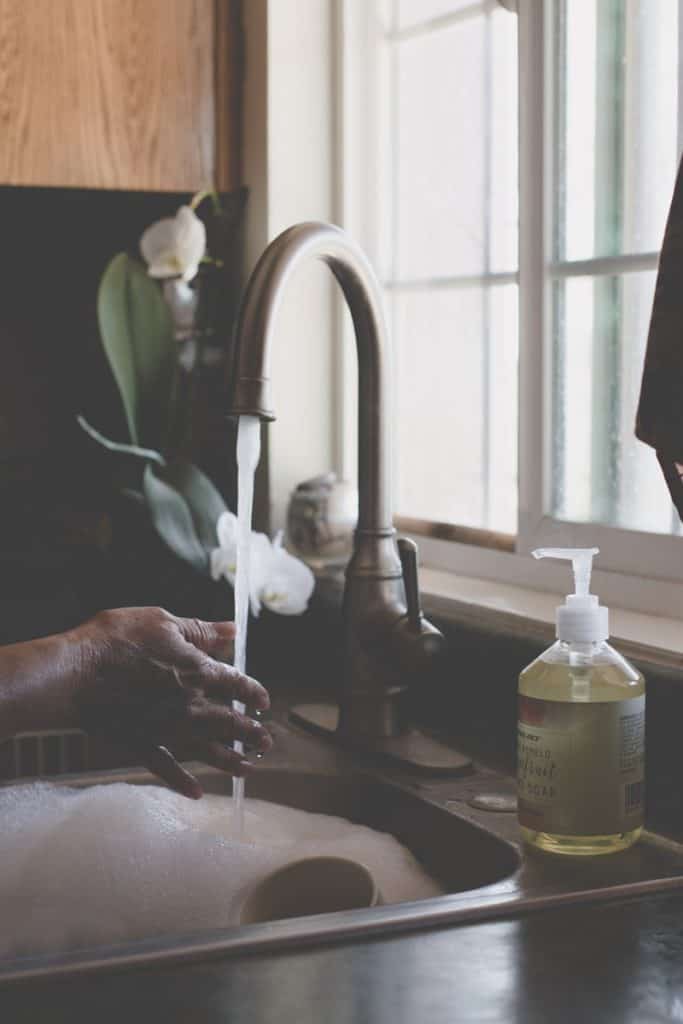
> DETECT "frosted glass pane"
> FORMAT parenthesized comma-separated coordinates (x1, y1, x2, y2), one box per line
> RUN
(488, 284, 519, 533)
(489, 9, 518, 272)
(394, 285, 518, 533)
(397, 0, 480, 30)
(395, 7, 517, 279)
(556, 0, 678, 261)
(551, 272, 676, 534)
(396, 20, 485, 278)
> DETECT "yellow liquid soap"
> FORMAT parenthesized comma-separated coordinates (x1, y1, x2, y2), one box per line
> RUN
(518, 641, 645, 856)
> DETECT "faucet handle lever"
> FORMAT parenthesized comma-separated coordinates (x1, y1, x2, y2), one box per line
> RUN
(397, 537, 422, 629)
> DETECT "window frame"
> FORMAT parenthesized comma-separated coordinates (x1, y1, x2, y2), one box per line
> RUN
(337, 0, 683, 618)
(518, 0, 683, 582)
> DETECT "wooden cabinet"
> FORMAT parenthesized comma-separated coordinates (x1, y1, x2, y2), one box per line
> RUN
(0, 0, 241, 191)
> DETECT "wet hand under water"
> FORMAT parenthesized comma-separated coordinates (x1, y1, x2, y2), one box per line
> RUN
(74, 607, 273, 799)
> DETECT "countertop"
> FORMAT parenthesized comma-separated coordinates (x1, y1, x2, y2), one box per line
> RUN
(2, 888, 683, 1023)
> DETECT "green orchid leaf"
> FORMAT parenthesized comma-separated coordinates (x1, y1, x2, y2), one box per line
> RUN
(160, 460, 228, 551)
(77, 415, 166, 466)
(97, 253, 177, 449)
(143, 465, 209, 573)
(143, 461, 227, 574)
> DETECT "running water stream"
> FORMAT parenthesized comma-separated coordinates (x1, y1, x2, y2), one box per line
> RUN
(232, 415, 262, 836)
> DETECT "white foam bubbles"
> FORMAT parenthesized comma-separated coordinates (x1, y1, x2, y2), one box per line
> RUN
(0, 782, 442, 959)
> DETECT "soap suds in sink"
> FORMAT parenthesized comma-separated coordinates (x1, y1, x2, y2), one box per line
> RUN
(0, 782, 442, 959)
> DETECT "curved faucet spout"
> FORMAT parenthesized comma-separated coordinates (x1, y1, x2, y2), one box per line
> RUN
(231, 221, 395, 546)
(231, 222, 443, 742)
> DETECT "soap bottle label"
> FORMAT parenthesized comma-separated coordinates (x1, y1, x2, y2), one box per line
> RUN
(517, 695, 645, 836)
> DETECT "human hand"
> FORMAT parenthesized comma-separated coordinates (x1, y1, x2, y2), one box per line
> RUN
(73, 607, 272, 799)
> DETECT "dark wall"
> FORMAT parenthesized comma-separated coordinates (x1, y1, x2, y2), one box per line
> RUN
(0, 186, 243, 642)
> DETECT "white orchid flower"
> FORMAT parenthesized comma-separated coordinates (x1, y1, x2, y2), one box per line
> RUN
(216, 509, 238, 551)
(211, 514, 315, 617)
(212, 511, 264, 614)
(140, 206, 206, 283)
(261, 532, 316, 615)
(247, 532, 276, 616)
(211, 512, 279, 616)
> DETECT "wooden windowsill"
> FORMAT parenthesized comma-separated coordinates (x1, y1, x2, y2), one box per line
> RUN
(420, 567, 683, 677)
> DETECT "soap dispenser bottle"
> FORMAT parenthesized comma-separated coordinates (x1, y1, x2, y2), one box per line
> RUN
(518, 548, 645, 855)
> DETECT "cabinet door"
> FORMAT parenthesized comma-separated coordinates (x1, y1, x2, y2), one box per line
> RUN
(0, 0, 239, 191)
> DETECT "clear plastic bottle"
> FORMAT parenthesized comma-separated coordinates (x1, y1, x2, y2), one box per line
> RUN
(518, 549, 645, 856)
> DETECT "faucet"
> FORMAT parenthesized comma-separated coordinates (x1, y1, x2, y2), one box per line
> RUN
(230, 222, 447, 753)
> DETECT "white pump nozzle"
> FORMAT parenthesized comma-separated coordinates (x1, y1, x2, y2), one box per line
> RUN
(533, 547, 598, 597)
(532, 547, 607, 642)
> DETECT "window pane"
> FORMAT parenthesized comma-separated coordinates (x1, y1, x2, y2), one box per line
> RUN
(488, 283, 519, 532)
(395, 6, 517, 279)
(490, 6, 518, 273)
(551, 271, 677, 534)
(555, 0, 678, 262)
(394, 284, 518, 533)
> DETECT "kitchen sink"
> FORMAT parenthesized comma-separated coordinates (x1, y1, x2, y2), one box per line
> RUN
(2, 711, 683, 984)
(231, 768, 520, 896)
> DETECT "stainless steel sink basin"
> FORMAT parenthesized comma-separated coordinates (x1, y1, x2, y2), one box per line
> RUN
(237, 769, 520, 896)
(2, 712, 683, 984)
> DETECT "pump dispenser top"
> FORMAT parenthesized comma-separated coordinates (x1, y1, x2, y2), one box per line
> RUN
(533, 547, 608, 643)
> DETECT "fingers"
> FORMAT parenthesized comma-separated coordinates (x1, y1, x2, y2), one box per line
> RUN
(187, 701, 273, 753)
(141, 745, 203, 800)
(199, 662, 270, 712)
(171, 616, 270, 712)
(196, 741, 254, 777)
(175, 617, 236, 661)
(145, 655, 270, 714)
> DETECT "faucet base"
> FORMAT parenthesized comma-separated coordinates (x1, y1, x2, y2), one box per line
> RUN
(289, 702, 473, 776)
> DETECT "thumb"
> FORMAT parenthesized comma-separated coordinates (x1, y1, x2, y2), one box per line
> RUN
(140, 744, 203, 800)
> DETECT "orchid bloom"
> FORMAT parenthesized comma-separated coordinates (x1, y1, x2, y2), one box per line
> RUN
(210, 512, 315, 617)
(140, 206, 206, 283)
(261, 532, 316, 615)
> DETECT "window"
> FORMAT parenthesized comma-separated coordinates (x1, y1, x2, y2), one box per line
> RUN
(340, 0, 683, 603)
